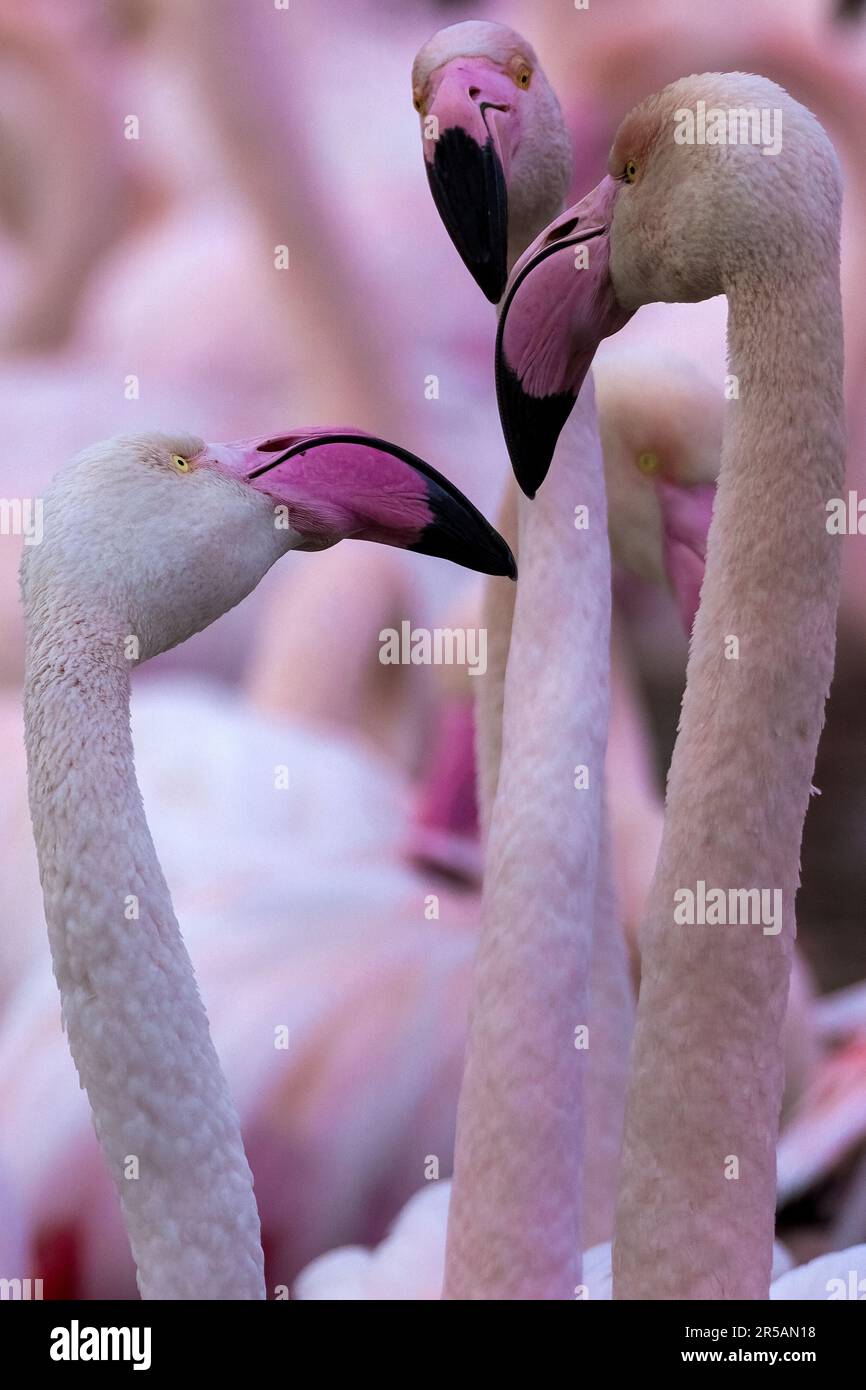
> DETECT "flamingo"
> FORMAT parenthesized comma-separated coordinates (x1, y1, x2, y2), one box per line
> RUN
(20, 425, 513, 1299)
(414, 20, 822, 1239)
(0, 14, 135, 352)
(413, 23, 631, 1251)
(495, 72, 850, 1297)
(413, 20, 722, 1245)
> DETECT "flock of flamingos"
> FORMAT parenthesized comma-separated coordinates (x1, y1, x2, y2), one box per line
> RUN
(2, 14, 866, 1301)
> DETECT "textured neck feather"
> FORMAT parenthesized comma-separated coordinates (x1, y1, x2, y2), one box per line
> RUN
(444, 381, 611, 1298)
(613, 255, 846, 1299)
(24, 613, 265, 1299)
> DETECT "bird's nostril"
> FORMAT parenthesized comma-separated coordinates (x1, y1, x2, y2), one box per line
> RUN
(469, 86, 480, 99)
(546, 217, 579, 245)
(256, 436, 297, 452)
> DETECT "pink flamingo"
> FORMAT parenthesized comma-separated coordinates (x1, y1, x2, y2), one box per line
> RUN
(21, 426, 513, 1299)
(442, 361, 611, 1296)
(413, 20, 721, 1245)
(0, 14, 135, 352)
(778, 1029, 866, 1224)
(495, 71, 852, 1297)
(414, 23, 632, 1251)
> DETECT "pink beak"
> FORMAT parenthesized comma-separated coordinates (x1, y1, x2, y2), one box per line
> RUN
(203, 429, 517, 578)
(422, 58, 519, 302)
(656, 479, 717, 635)
(496, 175, 634, 496)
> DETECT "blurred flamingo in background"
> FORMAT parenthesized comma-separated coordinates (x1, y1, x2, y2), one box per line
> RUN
(0, 12, 139, 353)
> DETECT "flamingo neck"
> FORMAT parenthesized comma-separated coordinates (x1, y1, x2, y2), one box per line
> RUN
(506, 200, 558, 279)
(23, 615, 265, 1300)
(582, 801, 633, 1249)
(614, 256, 846, 1298)
(505, 147, 567, 279)
(444, 379, 611, 1298)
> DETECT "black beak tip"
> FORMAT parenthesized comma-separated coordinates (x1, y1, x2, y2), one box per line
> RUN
(414, 512, 518, 580)
(426, 128, 509, 305)
(394, 445, 517, 580)
(488, 534, 518, 580)
(495, 353, 576, 500)
(509, 437, 555, 501)
(477, 263, 508, 306)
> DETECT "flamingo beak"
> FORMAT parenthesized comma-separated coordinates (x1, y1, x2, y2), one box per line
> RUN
(421, 59, 517, 302)
(655, 479, 716, 634)
(207, 430, 517, 579)
(495, 175, 633, 497)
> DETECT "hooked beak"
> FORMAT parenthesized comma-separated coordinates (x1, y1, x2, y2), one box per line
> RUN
(656, 479, 716, 635)
(422, 59, 517, 303)
(495, 175, 634, 497)
(207, 429, 517, 579)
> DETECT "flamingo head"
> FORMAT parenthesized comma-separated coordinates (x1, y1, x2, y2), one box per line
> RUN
(595, 354, 720, 634)
(495, 73, 841, 494)
(22, 429, 515, 662)
(413, 21, 572, 302)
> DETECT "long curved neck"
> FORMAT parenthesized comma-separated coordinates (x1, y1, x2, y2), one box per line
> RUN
(613, 255, 846, 1298)
(477, 174, 634, 1253)
(477, 158, 569, 818)
(24, 614, 265, 1299)
(444, 381, 611, 1298)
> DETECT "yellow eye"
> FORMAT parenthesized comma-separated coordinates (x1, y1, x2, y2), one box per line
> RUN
(412, 92, 424, 114)
(512, 61, 532, 89)
(624, 160, 638, 184)
(637, 451, 660, 476)
(171, 454, 190, 473)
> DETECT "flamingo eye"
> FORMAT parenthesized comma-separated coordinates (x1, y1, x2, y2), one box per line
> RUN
(637, 451, 660, 476)
(412, 92, 424, 114)
(171, 454, 191, 473)
(624, 160, 638, 183)
(513, 62, 532, 89)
